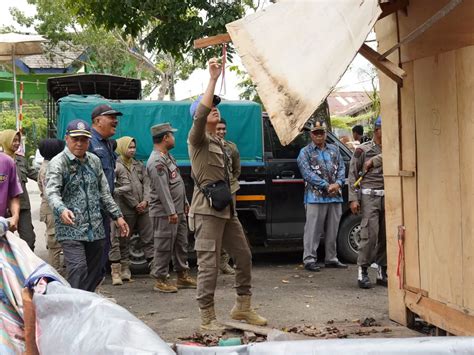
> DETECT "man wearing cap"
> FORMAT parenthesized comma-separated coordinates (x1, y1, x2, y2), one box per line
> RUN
(188, 59, 267, 331)
(46, 119, 129, 291)
(297, 120, 347, 273)
(348, 116, 386, 289)
(147, 123, 196, 293)
(89, 103, 123, 281)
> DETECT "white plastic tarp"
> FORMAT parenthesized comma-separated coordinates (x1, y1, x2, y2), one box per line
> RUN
(176, 337, 474, 355)
(226, 0, 381, 145)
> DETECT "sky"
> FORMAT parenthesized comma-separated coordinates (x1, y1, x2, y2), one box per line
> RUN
(1, 0, 378, 101)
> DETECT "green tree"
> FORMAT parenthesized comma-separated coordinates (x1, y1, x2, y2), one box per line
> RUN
(0, 104, 48, 158)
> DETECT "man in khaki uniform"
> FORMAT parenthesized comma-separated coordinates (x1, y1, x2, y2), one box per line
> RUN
(147, 123, 196, 293)
(188, 59, 267, 331)
(348, 117, 387, 289)
(110, 136, 154, 285)
(215, 118, 240, 275)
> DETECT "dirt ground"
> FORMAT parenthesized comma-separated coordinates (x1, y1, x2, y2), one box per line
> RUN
(29, 180, 416, 344)
(99, 258, 395, 343)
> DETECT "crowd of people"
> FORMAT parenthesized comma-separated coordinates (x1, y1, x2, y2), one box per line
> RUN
(0, 59, 385, 330)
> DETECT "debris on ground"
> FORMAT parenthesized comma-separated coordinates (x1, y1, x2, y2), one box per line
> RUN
(286, 325, 348, 339)
(178, 332, 220, 347)
(360, 317, 381, 327)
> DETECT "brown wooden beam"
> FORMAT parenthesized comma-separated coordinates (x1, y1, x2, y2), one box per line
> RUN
(193, 33, 232, 49)
(379, 0, 409, 20)
(405, 290, 474, 336)
(359, 44, 406, 85)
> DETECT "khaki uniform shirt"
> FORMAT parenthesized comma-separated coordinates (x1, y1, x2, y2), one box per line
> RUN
(114, 157, 151, 216)
(224, 140, 241, 194)
(38, 160, 52, 220)
(15, 155, 37, 210)
(147, 148, 187, 217)
(348, 141, 383, 202)
(188, 103, 234, 219)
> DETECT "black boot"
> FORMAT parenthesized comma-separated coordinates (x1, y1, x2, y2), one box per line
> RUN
(358, 266, 372, 289)
(376, 266, 388, 287)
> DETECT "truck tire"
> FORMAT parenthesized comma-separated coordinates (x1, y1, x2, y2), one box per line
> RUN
(337, 213, 362, 264)
(129, 233, 150, 274)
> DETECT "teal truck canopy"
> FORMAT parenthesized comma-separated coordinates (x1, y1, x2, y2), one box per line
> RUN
(57, 95, 263, 163)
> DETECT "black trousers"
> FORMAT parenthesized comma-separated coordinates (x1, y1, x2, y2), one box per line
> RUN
(61, 239, 105, 291)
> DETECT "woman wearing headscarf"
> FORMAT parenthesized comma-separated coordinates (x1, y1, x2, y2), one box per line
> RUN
(38, 138, 66, 271)
(110, 136, 153, 285)
(0, 129, 37, 250)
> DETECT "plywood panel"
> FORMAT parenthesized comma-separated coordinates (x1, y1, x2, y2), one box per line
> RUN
(398, 0, 474, 63)
(414, 51, 463, 306)
(375, 14, 407, 325)
(399, 61, 420, 289)
(455, 46, 474, 312)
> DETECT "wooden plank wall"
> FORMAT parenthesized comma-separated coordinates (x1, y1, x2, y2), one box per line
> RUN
(455, 46, 474, 313)
(378, 0, 474, 331)
(413, 50, 464, 307)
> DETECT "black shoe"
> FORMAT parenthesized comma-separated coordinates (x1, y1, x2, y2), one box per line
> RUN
(325, 261, 348, 269)
(358, 267, 372, 289)
(304, 263, 321, 272)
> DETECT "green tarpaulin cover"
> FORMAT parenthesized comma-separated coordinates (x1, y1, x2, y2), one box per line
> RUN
(57, 95, 263, 163)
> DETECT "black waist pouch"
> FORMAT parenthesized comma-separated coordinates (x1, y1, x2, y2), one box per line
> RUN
(202, 180, 232, 211)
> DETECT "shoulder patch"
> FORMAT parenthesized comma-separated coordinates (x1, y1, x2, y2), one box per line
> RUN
(354, 148, 363, 158)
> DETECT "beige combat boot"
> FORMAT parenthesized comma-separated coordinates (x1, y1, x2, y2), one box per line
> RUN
(111, 263, 123, 286)
(153, 277, 178, 293)
(121, 260, 132, 282)
(177, 270, 197, 289)
(200, 306, 225, 331)
(230, 295, 267, 326)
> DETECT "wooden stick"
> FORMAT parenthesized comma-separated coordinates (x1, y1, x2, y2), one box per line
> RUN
(193, 33, 232, 49)
(359, 44, 406, 85)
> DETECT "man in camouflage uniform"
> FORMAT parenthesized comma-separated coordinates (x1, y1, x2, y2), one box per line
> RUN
(348, 117, 387, 289)
(188, 59, 266, 331)
(215, 118, 240, 275)
(147, 123, 196, 293)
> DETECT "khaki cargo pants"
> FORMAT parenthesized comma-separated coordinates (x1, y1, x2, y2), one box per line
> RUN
(41, 213, 62, 271)
(150, 214, 189, 279)
(109, 212, 154, 263)
(194, 214, 252, 309)
(357, 194, 387, 267)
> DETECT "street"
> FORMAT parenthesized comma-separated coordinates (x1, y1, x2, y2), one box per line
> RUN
(28, 180, 397, 343)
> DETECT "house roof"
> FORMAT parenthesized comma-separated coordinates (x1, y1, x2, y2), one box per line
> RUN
(16, 43, 86, 74)
(328, 91, 373, 116)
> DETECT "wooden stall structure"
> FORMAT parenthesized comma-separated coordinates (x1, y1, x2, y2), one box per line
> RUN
(375, 0, 473, 335)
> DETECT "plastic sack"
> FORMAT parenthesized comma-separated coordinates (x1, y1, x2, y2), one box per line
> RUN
(33, 281, 174, 355)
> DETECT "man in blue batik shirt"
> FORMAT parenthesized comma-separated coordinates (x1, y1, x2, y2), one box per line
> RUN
(297, 120, 347, 272)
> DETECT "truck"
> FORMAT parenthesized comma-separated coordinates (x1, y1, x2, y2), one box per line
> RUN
(47, 74, 361, 273)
